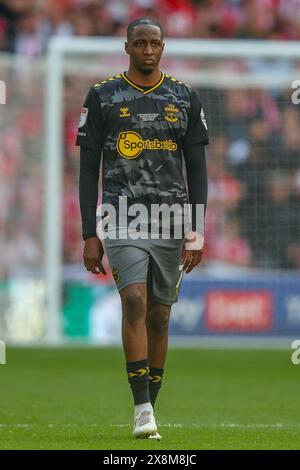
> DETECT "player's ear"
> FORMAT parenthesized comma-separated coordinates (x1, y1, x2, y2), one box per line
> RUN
(125, 41, 129, 55)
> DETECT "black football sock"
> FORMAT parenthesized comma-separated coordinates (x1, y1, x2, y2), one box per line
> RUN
(149, 367, 164, 407)
(126, 359, 150, 405)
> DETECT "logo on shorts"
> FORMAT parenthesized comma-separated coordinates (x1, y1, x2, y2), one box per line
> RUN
(112, 267, 121, 284)
(164, 104, 179, 123)
(117, 131, 177, 159)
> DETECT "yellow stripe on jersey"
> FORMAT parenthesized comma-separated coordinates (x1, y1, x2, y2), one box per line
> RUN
(94, 74, 121, 88)
(165, 74, 186, 86)
(121, 73, 165, 95)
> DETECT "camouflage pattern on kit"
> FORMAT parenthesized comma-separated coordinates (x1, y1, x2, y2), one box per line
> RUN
(93, 73, 192, 217)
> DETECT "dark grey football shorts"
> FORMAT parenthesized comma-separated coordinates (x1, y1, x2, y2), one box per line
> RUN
(104, 237, 185, 305)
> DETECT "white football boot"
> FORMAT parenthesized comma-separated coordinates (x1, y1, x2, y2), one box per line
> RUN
(148, 432, 162, 441)
(133, 403, 158, 439)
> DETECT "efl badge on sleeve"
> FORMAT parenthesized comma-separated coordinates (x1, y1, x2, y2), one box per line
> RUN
(200, 108, 207, 130)
(78, 107, 89, 128)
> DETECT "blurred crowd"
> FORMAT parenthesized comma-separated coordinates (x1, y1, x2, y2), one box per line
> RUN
(2, 0, 300, 57)
(1, 69, 300, 276)
(203, 89, 300, 269)
(1, 0, 300, 279)
(62, 70, 300, 271)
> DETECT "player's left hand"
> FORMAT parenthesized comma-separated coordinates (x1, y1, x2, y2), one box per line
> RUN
(182, 232, 204, 273)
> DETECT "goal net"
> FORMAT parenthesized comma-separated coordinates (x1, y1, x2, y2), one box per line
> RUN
(1, 38, 300, 344)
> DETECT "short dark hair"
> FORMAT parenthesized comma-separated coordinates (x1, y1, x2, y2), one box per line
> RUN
(127, 17, 164, 41)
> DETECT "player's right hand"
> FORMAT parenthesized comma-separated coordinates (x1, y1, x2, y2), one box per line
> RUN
(83, 237, 106, 275)
(182, 231, 204, 273)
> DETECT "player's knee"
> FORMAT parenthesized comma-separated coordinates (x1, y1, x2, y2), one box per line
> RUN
(147, 305, 170, 336)
(121, 287, 146, 326)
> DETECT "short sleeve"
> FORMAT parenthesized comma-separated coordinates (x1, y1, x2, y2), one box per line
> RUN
(75, 87, 104, 149)
(183, 89, 209, 146)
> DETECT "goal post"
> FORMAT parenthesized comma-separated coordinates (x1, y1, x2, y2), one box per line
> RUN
(44, 37, 300, 344)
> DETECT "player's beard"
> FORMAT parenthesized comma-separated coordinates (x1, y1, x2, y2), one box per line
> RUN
(134, 59, 158, 75)
(139, 67, 155, 75)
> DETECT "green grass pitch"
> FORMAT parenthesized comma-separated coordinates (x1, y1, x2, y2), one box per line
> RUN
(0, 347, 299, 450)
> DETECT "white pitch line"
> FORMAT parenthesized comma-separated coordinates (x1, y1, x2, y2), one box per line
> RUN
(111, 423, 183, 428)
(225, 424, 300, 428)
(111, 423, 300, 429)
(1, 423, 300, 429)
(0, 424, 32, 428)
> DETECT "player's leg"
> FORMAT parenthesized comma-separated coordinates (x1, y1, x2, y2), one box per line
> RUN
(146, 238, 184, 408)
(105, 239, 158, 438)
(120, 283, 148, 363)
(146, 298, 171, 407)
(120, 282, 158, 438)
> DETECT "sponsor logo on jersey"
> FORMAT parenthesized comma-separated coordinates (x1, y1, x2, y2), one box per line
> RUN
(78, 107, 89, 128)
(119, 107, 131, 117)
(117, 131, 177, 159)
(164, 103, 179, 123)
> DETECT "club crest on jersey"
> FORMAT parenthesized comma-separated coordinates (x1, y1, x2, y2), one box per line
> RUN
(164, 104, 179, 123)
(78, 107, 89, 128)
(119, 107, 131, 118)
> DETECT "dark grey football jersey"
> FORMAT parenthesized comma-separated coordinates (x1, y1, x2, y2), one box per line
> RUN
(76, 72, 208, 219)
